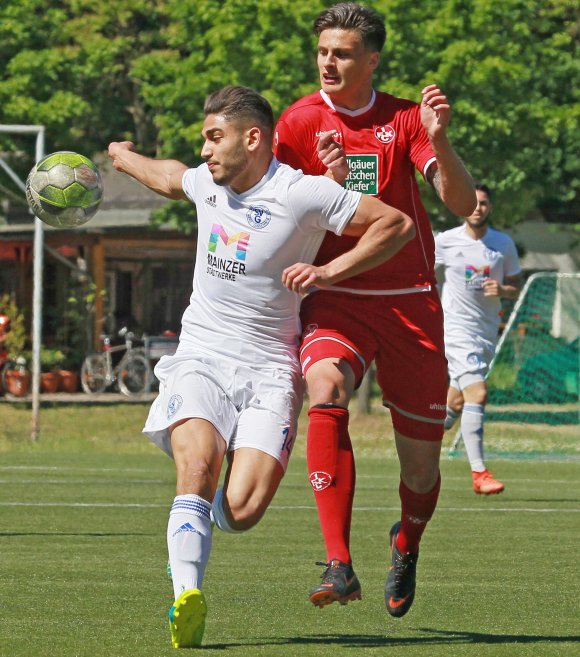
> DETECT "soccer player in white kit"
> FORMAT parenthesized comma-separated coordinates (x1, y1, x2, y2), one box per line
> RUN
(435, 183, 522, 494)
(108, 85, 415, 648)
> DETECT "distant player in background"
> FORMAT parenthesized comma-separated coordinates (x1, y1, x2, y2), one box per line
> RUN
(274, 2, 476, 618)
(435, 183, 522, 494)
(108, 85, 414, 648)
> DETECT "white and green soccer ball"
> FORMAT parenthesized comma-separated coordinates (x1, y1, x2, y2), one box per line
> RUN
(26, 151, 103, 227)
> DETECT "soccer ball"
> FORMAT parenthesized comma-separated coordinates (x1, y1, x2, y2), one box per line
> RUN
(25, 151, 103, 227)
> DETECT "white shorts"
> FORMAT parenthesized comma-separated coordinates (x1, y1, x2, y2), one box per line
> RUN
(445, 331, 496, 390)
(143, 351, 304, 471)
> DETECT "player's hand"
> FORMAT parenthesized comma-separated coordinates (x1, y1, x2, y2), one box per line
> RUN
(282, 262, 332, 294)
(317, 130, 349, 184)
(108, 141, 136, 170)
(421, 84, 451, 140)
(482, 279, 502, 297)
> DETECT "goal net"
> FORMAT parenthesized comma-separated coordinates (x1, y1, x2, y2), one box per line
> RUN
(487, 273, 579, 410)
(449, 272, 579, 458)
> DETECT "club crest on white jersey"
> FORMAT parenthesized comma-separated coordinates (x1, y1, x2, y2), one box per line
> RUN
(246, 205, 271, 229)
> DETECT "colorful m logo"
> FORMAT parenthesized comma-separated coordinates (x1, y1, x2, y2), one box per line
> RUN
(208, 224, 250, 261)
(465, 265, 490, 280)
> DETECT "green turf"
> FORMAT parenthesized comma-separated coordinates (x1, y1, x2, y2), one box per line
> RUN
(1, 434, 579, 657)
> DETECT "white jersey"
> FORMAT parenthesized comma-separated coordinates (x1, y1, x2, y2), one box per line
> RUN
(435, 224, 521, 342)
(178, 158, 361, 369)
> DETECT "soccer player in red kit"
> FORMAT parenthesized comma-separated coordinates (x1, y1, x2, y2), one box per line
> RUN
(274, 2, 476, 617)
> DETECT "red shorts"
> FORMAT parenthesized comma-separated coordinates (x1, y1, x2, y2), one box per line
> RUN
(300, 288, 447, 441)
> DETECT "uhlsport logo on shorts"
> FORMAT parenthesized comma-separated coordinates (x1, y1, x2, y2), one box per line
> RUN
(309, 471, 332, 491)
(246, 205, 271, 229)
(167, 394, 183, 421)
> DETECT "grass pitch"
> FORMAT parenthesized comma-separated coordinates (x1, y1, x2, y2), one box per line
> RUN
(0, 403, 578, 656)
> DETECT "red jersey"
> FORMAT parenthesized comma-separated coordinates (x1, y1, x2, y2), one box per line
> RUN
(274, 90, 437, 292)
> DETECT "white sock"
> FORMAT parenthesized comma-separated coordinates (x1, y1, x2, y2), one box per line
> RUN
(461, 403, 486, 472)
(167, 494, 212, 599)
(444, 407, 460, 431)
(211, 488, 245, 533)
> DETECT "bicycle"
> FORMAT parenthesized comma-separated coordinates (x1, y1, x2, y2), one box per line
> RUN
(80, 327, 151, 396)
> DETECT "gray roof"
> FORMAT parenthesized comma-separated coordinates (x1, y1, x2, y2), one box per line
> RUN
(0, 153, 174, 236)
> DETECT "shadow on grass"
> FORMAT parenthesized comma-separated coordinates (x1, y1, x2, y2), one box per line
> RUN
(0, 531, 153, 537)
(204, 627, 580, 650)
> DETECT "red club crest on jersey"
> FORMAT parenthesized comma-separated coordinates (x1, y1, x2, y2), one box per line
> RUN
(375, 125, 395, 144)
(309, 471, 333, 491)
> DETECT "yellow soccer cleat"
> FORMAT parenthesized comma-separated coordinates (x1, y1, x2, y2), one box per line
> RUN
(168, 589, 207, 649)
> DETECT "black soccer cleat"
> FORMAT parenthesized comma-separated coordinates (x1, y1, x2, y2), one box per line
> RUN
(309, 559, 362, 608)
(385, 521, 418, 618)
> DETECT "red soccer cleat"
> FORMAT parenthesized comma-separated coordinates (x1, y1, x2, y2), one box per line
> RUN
(472, 469, 505, 495)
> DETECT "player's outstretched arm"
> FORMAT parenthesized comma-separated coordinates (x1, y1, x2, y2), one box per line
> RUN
(421, 84, 476, 217)
(282, 195, 415, 293)
(108, 141, 188, 200)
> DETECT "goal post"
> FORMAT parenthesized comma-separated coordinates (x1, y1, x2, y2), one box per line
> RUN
(449, 272, 579, 453)
(0, 125, 45, 441)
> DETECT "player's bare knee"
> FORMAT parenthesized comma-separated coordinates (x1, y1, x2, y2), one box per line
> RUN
(306, 370, 352, 407)
(450, 399, 464, 414)
(175, 457, 214, 493)
(225, 492, 266, 530)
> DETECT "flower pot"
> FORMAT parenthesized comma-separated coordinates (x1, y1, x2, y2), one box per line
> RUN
(3, 369, 31, 397)
(57, 369, 79, 393)
(40, 371, 61, 393)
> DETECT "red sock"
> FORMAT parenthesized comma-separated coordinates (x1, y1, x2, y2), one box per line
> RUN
(396, 474, 441, 554)
(307, 405, 355, 564)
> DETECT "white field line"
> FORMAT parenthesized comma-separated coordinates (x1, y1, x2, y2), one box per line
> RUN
(0, 501, 578, 513)
(0, 465, 577, 487)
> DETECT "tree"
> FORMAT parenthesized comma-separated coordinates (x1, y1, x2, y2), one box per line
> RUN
(376, 0, 578, 227)
(0, 0, 577, 229)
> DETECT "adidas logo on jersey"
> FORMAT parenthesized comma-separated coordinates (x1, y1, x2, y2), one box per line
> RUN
(205, 195, 217, 207)
(455, 251, 464, 258)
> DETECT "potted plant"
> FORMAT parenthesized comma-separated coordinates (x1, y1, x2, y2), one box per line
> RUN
(40, 347, 64, 393)
(0, 294, 31, 398)
(57, 349, 82, 392)
(55, 281, 95, 393)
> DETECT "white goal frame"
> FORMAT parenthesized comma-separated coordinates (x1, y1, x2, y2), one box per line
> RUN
(0, 125, 45, 441)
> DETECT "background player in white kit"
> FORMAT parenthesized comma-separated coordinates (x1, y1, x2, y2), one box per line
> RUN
(435, 183, 522, 494)
(108, 85, 415, 648)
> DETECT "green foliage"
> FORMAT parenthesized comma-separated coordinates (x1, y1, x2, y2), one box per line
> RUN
(54, 277, 101, 370)
(39, 346, 65, 372)
(0, 0, 577, 230)
(0, 294, 28, 358)
(376, 0, 579, 226)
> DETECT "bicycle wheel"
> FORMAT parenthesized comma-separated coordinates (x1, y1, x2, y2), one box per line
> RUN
(80, 354, 108, 394)
(117, 352, 151, 396)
